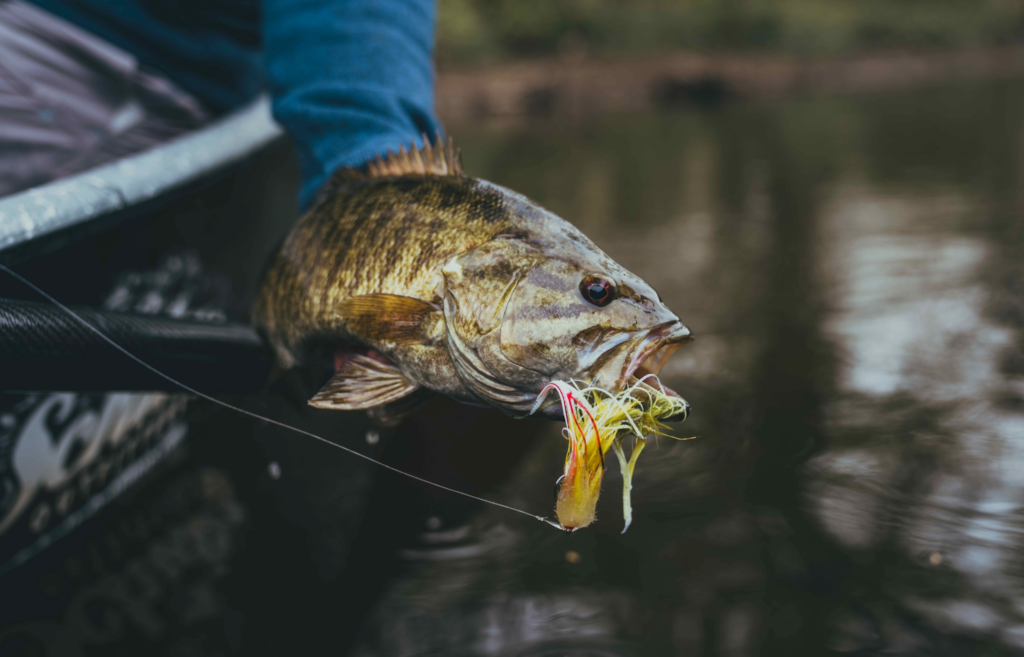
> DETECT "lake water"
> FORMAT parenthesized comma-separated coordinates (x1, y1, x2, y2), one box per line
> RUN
(4, 77, 1020, 656)
(345, 80, 1024, 655)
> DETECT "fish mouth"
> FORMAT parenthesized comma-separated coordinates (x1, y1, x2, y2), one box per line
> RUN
(533, 321, 695, 422)
(619, 322, 694, 420)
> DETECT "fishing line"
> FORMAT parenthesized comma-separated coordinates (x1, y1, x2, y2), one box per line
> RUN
(0, 264, 556, 528)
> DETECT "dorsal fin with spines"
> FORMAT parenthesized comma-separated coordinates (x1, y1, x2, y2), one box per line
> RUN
(313, 134, 465, 208)
(367, 133, 463, 178)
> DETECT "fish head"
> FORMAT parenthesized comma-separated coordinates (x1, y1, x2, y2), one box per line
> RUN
(499, 245, 693, 417)
(441, 215, 692, 418)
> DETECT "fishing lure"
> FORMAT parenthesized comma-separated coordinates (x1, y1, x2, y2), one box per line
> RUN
(533, 377, 692, 532)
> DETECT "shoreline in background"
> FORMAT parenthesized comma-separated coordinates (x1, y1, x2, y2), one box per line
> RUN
(436, 46, 1024, 121)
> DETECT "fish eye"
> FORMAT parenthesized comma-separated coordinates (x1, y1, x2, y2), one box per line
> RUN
(580, 275, 616, 307)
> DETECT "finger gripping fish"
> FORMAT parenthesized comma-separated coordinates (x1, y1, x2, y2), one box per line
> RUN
(255, 137, 695, 529)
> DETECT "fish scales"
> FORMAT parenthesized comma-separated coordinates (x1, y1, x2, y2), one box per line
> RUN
(256, 138, 693, 497)
(255, 138, 695, 530)
(258, 175, 519, 365)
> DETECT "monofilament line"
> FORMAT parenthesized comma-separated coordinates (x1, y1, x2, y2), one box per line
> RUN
(0, 264, 552, 528)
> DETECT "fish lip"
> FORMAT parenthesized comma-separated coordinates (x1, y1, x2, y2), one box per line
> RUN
(617, 322, 693, 419)
(532, 322, 693, 422)
(620, 321, 693, 385)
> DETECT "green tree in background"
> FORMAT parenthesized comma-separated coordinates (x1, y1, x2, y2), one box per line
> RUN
(437, 0, 1024, 65)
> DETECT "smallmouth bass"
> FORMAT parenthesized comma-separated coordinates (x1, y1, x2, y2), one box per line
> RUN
(255, 138, 694, 529)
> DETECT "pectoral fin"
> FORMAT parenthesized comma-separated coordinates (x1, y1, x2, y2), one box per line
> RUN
(309, 354, 419, 410)
(335, 294, 441, 346)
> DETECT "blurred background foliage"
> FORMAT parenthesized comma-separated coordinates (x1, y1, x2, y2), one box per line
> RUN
(437, 0, 1024, 65)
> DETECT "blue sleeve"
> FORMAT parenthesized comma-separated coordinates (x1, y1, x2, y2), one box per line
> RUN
(263, 0, 442, 208)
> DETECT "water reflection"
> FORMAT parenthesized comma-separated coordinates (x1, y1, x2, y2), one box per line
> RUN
(350, 80, 1024, 655)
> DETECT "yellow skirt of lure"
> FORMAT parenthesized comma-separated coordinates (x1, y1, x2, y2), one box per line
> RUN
(536, 377, 691, 532)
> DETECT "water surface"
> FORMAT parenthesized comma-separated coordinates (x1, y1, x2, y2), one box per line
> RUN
(350, 80, 1024, 656)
